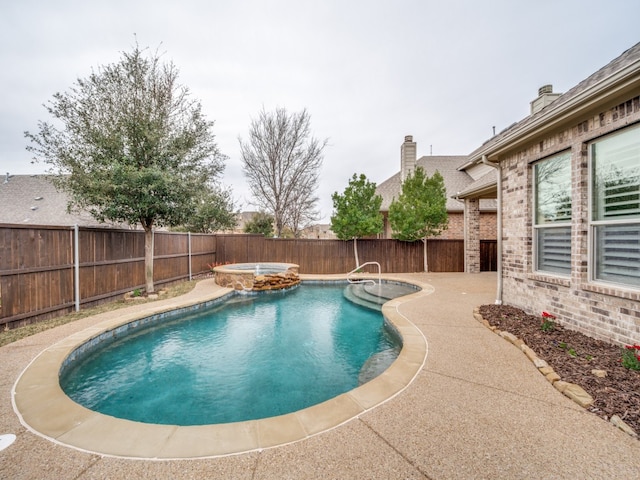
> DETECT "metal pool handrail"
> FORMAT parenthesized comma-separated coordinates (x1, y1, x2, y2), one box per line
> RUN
(346, 261, 381, 286)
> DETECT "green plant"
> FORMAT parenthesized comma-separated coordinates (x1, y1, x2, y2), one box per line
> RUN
(621, 344, 640, 371)
(132, 288, 142, 297)
(541, 311, 556, 332)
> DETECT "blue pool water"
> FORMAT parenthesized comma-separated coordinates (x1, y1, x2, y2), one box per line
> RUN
(60, 284, 400, 426)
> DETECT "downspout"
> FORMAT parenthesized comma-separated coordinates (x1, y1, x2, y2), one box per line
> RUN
(481, 155, 503, 305)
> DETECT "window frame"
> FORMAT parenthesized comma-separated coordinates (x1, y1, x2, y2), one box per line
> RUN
(588, 124, 640, 290)
(532, 150, 573, 277)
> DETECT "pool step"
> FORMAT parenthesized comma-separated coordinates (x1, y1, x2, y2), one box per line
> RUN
(344, 284, 384, 311)
(358, 347, 399, 385)
(344, 282, 418, 311)
(363, 282, 417, 300)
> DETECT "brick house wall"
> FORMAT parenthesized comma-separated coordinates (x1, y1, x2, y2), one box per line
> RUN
(381, 211, 496, 240)
(500, 96, 640, 346)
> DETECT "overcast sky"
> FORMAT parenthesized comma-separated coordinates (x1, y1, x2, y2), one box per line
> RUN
(2, 0, 639, 223)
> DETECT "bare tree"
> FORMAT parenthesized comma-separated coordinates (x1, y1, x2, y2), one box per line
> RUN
(285, 191, 320, 238)
(239, 107, 326, 237)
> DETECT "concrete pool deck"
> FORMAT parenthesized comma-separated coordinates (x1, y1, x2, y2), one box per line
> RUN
(1, 272, 639, 478)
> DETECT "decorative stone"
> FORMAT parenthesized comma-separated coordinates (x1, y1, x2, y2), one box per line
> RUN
(482, 320, 496, 331)
(522, 345, 538, 363)
(533, 357, 549, 369)
(610, 415, 638, 437)
(499, 331, 518, 344)
(213, 263, 299, 291)
(538, 366, 554, 376)
(591, 369, 607, 378)
(562, 383, 594, 408)
(545, 371, 561, 383)
(554, 380, 570, 393)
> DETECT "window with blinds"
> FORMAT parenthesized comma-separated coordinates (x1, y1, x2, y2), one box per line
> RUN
(534, 151, 572, 275)
(590, 124, 640, 288)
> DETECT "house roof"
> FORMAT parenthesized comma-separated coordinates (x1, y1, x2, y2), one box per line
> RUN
(466, 42, 640, 166)
(0, 174, 126, 227)
(376, 155, 495, 212)
(454, 170, 498, 200)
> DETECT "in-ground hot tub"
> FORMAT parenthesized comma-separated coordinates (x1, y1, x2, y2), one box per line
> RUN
(213, 262, 300, 291)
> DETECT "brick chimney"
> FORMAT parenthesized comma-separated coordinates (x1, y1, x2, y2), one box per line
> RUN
(530, 84, 561, 114)
(401, 135, 416, 182)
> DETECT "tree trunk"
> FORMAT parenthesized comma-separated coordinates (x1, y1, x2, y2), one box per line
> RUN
(423, 237, 428, 272)
(353, 238, 360, 268)
(144, 226, 155, 293)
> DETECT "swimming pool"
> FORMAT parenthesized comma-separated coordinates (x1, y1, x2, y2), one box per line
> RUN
(59, 284, 401, 425)
(13, 277, 430, 459)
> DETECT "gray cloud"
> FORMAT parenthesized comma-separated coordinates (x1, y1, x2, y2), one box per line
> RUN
(3, 0, 639, 222)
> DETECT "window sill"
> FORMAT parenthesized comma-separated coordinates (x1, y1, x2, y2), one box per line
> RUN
(528, 273, 571, 288)
(581, 282, 640, 301)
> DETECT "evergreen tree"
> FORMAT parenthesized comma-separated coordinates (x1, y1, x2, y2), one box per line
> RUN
(25, 43, 227, 293)
(331, 173, 383, 267)
(389, 167, 448, 272)
(244, 212, 275, 238)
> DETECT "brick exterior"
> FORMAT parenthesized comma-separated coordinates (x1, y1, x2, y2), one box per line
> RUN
(464, 199, 481, 272)
(500, 95, 640, 346)
(382, 211, 496, 241)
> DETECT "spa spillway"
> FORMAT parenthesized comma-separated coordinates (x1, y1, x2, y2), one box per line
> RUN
(213, 262, 300, 291)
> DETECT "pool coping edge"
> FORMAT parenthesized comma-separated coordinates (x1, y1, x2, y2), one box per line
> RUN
(12, 275, 431, 460)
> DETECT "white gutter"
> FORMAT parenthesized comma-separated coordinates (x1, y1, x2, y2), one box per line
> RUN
(481, 156, 502, 305)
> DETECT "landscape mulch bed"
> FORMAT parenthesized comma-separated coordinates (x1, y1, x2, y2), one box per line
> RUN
(479, 304, 639, 436)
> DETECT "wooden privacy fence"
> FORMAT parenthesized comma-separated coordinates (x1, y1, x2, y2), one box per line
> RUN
(0, 225, 496, 328)
(214, 235, 475, 273)
(0, 225, 216, 328)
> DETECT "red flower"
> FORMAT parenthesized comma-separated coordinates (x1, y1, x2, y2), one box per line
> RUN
(542, 311, 556, 319)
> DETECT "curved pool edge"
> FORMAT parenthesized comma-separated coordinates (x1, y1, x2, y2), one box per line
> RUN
(12, 275, 432, 460)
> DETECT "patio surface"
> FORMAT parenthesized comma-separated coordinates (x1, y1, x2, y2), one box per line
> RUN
(1, 272, 639, 479)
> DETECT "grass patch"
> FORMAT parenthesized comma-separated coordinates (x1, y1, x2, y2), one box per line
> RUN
(0, 280, 198, 348)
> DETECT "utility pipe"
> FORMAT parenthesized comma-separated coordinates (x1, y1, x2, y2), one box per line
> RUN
(482, 155, 503, 305)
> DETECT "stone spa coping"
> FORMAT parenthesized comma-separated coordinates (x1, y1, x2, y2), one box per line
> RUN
(12, 275, 432, 460)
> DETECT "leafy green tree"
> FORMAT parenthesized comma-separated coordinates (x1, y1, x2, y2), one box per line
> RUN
(25, 43, 226, 293)
(244, 211, 274, 237)
(331, 173, 383, 267)
(177, 186, 237, 233)
(388, 167, 448, 272)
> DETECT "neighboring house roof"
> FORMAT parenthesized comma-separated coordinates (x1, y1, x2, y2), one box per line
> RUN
(376, 155, 496, 212)
(467, 42, 640, 166)
(0, 174, 127, 228)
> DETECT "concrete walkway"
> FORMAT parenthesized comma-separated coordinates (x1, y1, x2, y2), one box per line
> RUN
(1, 272, 639, 479)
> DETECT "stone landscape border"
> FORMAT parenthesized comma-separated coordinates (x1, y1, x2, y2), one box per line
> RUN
(473, 307, 638, 438)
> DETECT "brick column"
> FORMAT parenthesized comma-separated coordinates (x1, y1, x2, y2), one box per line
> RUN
(464, 198, 481, 273)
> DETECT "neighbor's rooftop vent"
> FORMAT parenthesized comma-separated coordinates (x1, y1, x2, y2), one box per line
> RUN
(531, 84, 561, 114)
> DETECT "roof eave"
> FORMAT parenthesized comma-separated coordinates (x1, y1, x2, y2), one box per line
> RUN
(470, 58, 640, 164)
(454, 183, 498, 200)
